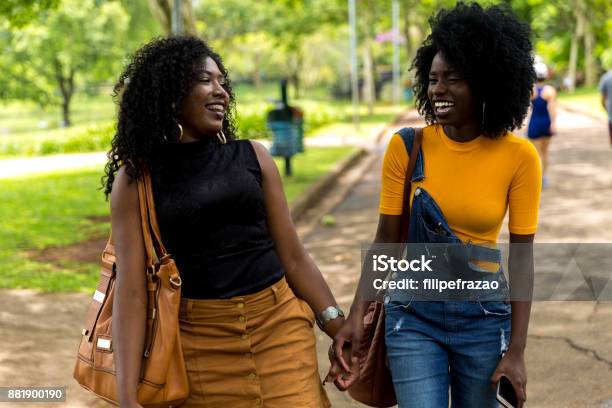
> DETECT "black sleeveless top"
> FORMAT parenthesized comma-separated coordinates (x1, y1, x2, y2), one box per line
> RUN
(149, 138, 285, 299)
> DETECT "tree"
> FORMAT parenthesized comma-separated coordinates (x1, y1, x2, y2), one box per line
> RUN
(147, 0, 196, 35)
(509, 0, 611, 90)
(1, 0, 129, 126)
(195, 0, 345, 97)
(120, 0, 164, 53)
(0, 0, 59, 27)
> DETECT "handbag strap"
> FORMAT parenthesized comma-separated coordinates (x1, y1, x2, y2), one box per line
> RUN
(107, 167, 168, 269)
(142, 168, 168, 259)
(399, 127, 423, 244)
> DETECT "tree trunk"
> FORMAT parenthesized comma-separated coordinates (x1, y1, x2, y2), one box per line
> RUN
(359, 0, 377, 115)
(182, 0, 197, 35)
(62, 97, 71, 127)
(290, 71, 300, 100)
(252, 70, 262, 89)
(402, 10, 413, 64)
(147, 0, 171, 35)
(289, 51, 302, 99)
(568, 32, 579, 92)
(54, 58, 74, 127)
(147, 0, 196, 36)
(583, 24, 595, 87)
(362, 40, 375, 116)
(568, 0, 586, 92)
(252, 52, 262, 89)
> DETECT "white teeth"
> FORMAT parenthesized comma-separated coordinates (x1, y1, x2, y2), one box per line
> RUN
(206, 104, 225, 112)
(434, 101, 454, 108)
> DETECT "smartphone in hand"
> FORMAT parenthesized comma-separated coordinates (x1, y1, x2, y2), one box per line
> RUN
(496, 375, 518, 408)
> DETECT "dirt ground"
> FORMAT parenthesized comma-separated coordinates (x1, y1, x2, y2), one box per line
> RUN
(1, 108, 611, 407)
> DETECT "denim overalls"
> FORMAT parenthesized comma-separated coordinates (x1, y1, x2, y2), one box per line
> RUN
(383, 128, 511, 408)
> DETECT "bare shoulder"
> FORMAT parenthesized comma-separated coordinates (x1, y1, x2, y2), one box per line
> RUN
(110, 166, 140, 215)
(248, 140, 276, 173)
(543, 85, 557, 99)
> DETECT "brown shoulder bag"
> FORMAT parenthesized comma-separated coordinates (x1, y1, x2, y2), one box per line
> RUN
(73, 168, 189, 407)
(348, 127, 423, 407)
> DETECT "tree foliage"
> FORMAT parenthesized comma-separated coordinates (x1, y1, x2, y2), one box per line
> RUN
(0, 0, 60, 27)
(0, 0, 129, 125)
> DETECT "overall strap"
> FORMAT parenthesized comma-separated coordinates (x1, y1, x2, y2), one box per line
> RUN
(397, 127, 423, 244)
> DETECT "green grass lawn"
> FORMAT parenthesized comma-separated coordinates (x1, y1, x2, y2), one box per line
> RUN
(0, 145, 355, 293)
(558, 86, 607, 119)
(0, 84, 405, 157)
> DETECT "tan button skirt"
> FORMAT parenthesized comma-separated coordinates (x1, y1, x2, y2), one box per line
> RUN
(178, 276, 331, 408)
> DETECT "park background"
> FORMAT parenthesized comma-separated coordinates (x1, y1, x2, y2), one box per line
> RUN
(0, 0, 611, 407)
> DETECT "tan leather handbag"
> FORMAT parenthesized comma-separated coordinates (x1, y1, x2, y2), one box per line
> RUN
(348, 127, 423, 407)
(73, 168, 189, 407)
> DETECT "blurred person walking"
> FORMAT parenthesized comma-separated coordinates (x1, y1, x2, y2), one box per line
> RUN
(599, 65, 612, 146)
(528, 62, 557, 188)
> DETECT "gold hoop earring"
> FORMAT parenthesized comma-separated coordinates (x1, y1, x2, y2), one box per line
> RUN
(217, 130, 227, 144)
(177, 123, 184, 142)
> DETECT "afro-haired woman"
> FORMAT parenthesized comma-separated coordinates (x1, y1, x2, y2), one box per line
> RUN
(104, 36, 337, 407)
(330, 3, 541, 407)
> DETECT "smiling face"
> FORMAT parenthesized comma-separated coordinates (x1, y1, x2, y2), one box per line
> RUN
(179, 56, 230, 141)
(427, 52, 479, 130)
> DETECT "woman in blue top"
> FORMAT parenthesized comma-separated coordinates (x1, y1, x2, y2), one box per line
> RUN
(527, 62, 557, 188)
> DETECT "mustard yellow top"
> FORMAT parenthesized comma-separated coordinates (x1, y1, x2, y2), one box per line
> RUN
(380, 124, 542, 243)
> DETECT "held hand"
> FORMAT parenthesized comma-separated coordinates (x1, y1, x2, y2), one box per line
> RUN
(550, 124, 556, 135)
(332, 313, 363, 372)
(325, 345, 360, 391)
(491, 348, 527, 408)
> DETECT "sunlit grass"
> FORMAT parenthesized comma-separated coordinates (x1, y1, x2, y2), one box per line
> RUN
(0, 146, 355, 292)
(558, 86, 607, 119)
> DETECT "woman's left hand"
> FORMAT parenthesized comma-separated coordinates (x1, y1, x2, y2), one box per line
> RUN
(490, 348, 527, 408)
(325, 345, 360, 391)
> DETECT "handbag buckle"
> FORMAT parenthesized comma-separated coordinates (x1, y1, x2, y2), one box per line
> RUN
(169, 275, 182, 289)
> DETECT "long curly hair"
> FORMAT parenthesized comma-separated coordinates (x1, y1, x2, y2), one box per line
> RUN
(102, 36, 237, 199)
(412, 2, 535, 138)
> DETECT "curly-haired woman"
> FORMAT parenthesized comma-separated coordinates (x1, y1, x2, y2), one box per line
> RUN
(104, 36, 339, 408)
(330, 3, 541, 407)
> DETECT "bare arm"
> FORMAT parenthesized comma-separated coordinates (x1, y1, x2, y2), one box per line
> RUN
(507, 232, 534, 353)
(250, 141, 343, 338)
(111, 167, 147, 407)
(348, 214, 402, 317)
(490, 232, 534, 408)
(545, 86, 557, 133)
